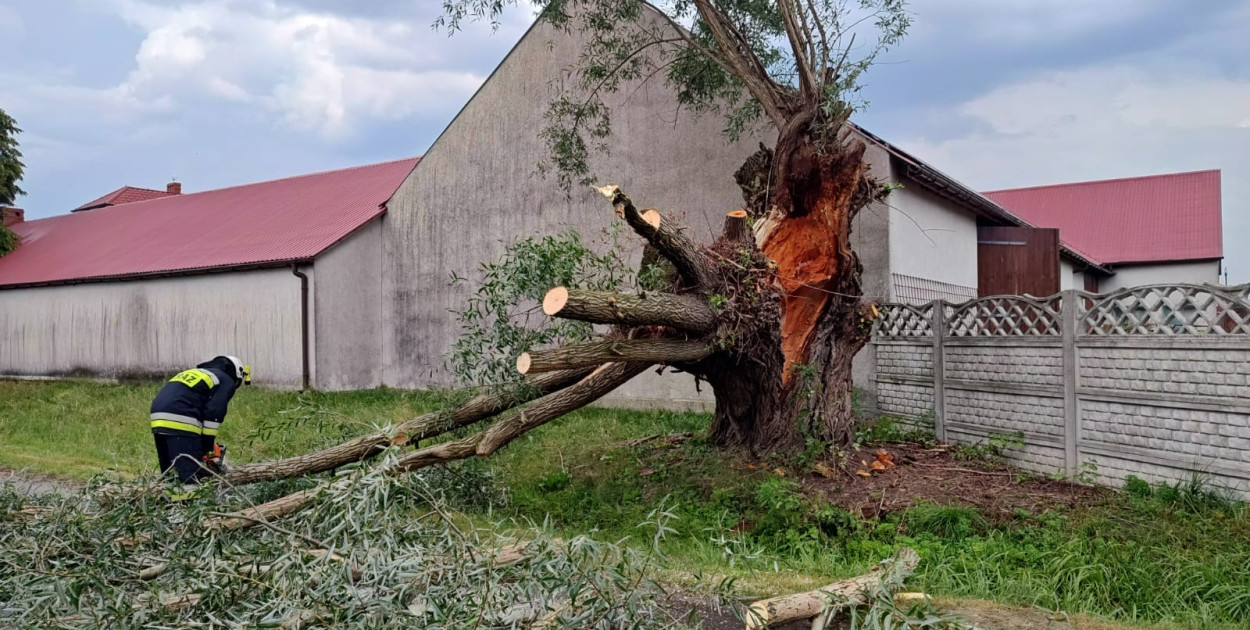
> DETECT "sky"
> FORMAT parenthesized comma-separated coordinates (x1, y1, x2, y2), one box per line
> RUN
(3, 0, 1247, 279)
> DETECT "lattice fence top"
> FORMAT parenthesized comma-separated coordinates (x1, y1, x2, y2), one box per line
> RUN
(874, 303, 934, 338)
(1080, 283, 1250, 335)
(946, 295, 1063, 336)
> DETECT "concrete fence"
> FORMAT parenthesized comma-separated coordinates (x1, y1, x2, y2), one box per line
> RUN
(873, 284, 1250, 498)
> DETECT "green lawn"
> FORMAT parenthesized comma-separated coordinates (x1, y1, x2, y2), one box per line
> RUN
(2, 379, 1247, 629)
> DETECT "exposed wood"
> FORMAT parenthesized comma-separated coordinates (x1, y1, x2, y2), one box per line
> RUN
(598, 185, 712, 289)
(745, 548, 919, 629)
(641, 208, 662, 229)
(517, 339, 709, 374)
(722, 209, 752, 246)
(542, 287, 717, 333)
(221, 367, 594, 485)
(760, 136, 866, 381)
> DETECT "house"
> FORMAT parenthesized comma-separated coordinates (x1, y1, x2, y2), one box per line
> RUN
(0, 158, 419, 389)
(983, 170, 1224, 293)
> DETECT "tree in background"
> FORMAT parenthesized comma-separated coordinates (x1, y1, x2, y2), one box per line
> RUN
(438, 0, 910, 452)
(0, 108, 25, 257)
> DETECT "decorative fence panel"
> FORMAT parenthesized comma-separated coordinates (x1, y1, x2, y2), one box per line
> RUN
(873, 284, 1250, 498)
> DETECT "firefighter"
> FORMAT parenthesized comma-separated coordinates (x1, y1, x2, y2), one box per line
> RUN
(150, 355, 250, 484)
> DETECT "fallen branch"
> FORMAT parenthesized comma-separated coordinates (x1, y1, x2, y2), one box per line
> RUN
(745, 548, 919, 629)
(517, 339, 709, 374)
(222, 367, 595, 486)
(212, 363, 651, 529)
(542, 287, 717, 333)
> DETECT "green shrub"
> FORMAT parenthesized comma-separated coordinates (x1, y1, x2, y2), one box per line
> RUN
(904, 503, 985, 541)
(1123, 475, 1152, 498)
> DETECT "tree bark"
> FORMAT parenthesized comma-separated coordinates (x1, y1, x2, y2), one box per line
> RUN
(722, 210, 752, 246)
(599, 185, 712, 290)
(543, 287, 717, 333)
(222, 368, 595, 485)
(704, 126, 875, 451)
(745, 548, 919, 628)
(517, 339, 709, 374)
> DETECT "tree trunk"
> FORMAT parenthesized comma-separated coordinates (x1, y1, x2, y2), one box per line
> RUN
(703, 125, 875, 452)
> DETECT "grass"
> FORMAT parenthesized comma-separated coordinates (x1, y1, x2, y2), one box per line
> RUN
(2, 379, 1248, 629)
(0, 379, 441, 479)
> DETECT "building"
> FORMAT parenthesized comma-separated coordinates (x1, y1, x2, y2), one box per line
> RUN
(0, 158, 418, 389)
(984, 170, 1224, 293)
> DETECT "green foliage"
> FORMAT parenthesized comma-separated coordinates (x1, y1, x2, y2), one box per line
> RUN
(0, 223, 17, 258)
(952, 431, 1024, 466)
(0, 108, 22, 258)
(0, 464, 687, 629)
(903, 504, 984, 542)
(0, 108, 24, 206)
(436, 0, 911, 189)
(448, 230, 629, 388)
(1123, 475, 1152, 499)
(855, 416, 936, 447)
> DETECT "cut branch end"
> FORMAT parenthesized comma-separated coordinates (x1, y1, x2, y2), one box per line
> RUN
(542, 286, 570, 316)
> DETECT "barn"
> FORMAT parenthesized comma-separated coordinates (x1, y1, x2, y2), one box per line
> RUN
(0, 159, 417, 390)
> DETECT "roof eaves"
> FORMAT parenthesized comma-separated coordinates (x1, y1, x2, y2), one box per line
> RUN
(0, 258, 316, 290)
(849, 123, 1113, 276)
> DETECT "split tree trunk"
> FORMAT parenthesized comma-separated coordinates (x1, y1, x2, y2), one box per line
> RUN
(703, 127, 876, 451)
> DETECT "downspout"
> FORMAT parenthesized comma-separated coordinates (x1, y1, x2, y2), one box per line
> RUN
(291, 264, 311, 391)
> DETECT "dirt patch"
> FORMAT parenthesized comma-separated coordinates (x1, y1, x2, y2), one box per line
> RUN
(1, 468, 83, 497)
(802, 442, 1108, 521)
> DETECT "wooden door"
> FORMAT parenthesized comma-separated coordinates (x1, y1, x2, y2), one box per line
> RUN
(977, 226, 1060, 297)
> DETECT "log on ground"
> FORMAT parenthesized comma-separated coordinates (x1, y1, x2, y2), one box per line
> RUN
(745, 547, 919, 629)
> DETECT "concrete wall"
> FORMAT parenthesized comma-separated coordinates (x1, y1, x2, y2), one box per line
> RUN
(1100, 260, 1221, 293)
(1060, 259, 1075, 291)
(886, 181, 979, 304)
(0, 269, 304, 387)
(382, 11, 761, 407)
(874, 288, 1250, 498)
(313, 219, 383, 390)
(848, 139, 896, 413)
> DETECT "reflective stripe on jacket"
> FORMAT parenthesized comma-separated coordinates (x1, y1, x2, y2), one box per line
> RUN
(150, 367, 237, 436)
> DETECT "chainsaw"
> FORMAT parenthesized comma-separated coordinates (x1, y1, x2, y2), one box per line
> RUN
(202, 443, 229, 474)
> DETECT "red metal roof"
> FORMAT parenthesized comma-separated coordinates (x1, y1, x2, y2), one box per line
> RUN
(0, 157, 419, 288)
(983, 170, 1223, 266)
(74, 186, 173, 212)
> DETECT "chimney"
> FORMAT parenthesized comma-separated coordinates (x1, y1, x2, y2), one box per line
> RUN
(167, 182, 182, 195)
(1, 207, 23, 227)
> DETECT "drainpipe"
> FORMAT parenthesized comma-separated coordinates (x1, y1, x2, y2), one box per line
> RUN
(291, 264, 311, 391)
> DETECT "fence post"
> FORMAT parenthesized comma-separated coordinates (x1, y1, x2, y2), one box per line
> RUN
(931, 300, 946, 441)
(1061, 290, 1079, 478)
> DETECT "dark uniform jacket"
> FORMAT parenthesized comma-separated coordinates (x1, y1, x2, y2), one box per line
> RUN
(150, 358, 240, 438)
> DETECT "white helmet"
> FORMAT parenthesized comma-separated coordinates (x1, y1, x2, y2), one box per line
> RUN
(222, 355, 249, 383)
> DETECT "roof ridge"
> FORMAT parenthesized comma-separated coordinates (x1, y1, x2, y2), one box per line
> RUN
(983, 169, 1220, 195)
(27, 157, 420, 225)
(134, 156, 421, 202)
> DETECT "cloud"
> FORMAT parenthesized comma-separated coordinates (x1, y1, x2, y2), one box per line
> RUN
(91, 0, 503, 137)
(893, 64, 1250, 279)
